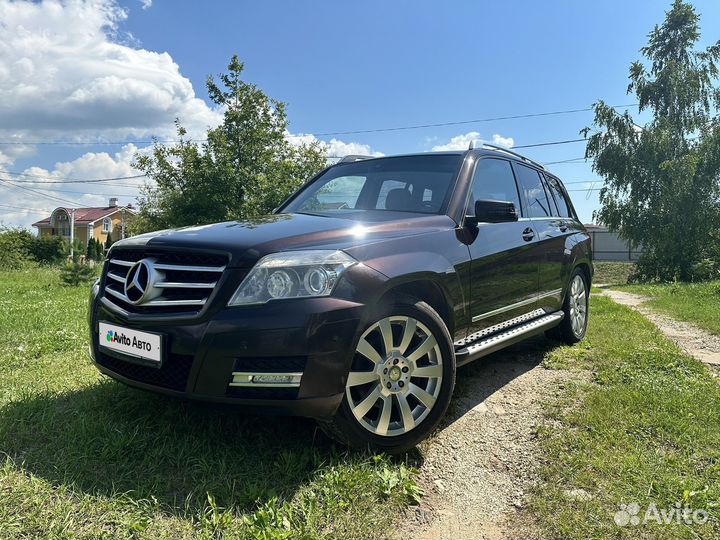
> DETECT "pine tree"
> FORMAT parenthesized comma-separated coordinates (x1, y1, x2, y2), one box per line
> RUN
(86, 238, 96, 261)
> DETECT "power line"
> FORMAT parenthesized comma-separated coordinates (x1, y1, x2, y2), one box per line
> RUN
(543, 157, 588, 165)
(0, 169, 146, 184)
(0, 179, 86, 207)
(312, 104, 638, 136)
(513, 138, 586, 149)
(0, 203, 54, 213)
(0, 103, 638, 145)
(18, 185, 140, 197)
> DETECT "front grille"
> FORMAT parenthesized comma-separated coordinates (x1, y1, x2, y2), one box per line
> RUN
(97, 351, 194, 391)
(103, 249, 228, 315)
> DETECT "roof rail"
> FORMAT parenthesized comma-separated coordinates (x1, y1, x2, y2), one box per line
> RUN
(337, 154, 376, 163)
(468, 141, 545, 170)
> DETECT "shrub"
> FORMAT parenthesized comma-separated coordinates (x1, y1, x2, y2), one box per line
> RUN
(0, 228, 35, 270)
(60, 262, 97, 286)
(33, 235, 68, 265)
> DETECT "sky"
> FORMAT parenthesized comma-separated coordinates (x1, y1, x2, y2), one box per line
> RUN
(1, 0, 719, 229)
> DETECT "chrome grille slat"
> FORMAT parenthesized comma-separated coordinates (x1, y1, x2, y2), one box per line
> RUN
(154, 281, 217, 289)
(154, 263, 226, 272)
(109, 259, 134, 267)
(107, 272, 126, 283)
(110, 259, 225, 273)
(105, 284, 208, 307)
(102, 250, 227, 314)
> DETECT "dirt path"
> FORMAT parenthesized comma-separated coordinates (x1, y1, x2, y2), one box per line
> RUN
(402, 338, 575, 540)
(598, 289, 720, 366)
(400, 290, 720, 539)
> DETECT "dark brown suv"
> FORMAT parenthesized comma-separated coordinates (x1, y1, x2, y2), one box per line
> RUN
(88, 145, 592, 453)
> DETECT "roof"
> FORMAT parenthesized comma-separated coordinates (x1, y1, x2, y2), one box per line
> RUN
(32, 206, 134, 227)
(331, 148, 544, 170)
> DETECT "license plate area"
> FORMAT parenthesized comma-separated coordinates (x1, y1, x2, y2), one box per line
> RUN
(99, 321, 163, 368)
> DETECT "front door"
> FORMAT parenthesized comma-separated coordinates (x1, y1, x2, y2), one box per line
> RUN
(464, 158, 540, 335)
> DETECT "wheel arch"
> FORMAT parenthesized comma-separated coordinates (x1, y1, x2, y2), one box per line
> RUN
(377, 276, 455, 337)
(573, 261, 593, 286)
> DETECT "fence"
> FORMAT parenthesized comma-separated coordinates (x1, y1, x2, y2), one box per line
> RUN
(586, 225, 644, 262)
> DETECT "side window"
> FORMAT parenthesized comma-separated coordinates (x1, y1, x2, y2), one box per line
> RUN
(468, 158, 522, 216)
(543, 174, 572, 218)
(514, 163, 552, 218)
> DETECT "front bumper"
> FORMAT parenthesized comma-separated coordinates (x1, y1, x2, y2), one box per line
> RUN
(89, 293, 366, 417)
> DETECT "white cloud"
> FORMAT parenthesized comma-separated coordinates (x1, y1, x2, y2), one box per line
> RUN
(1, 130, 386, 229)
(139, 0, 152, 9)
(0, 0, 221, 143)
(431, 132, 514, 151)
(0, 144, 146, 229)
(431, 131, 481, 151)
(286, 132, 384, 158)
(490, 134, 514, 148)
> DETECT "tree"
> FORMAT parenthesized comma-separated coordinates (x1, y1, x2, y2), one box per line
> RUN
(583, 0, 720, 281)
(86, 238, 96, 261)
(60, 262, 97, 286)
(94, 238, 104, 260)
(132, 56, 326, 233)
(105, 233, 113, 250)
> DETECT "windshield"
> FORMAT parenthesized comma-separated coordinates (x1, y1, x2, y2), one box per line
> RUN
(282, 155, 463, 217)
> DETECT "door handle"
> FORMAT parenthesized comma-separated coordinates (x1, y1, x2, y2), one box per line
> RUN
(522, 227, 535, 241)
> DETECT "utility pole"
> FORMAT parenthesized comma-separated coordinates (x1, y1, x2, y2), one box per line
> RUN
(69, 208, 76, 260)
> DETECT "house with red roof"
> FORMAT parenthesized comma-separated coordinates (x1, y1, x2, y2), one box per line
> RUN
(32, 198, 136, 248)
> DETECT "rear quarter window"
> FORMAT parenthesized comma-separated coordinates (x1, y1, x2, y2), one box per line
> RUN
(544, 174, 573, 218)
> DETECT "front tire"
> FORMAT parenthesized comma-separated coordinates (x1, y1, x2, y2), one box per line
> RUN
(319, 296, 456, 453)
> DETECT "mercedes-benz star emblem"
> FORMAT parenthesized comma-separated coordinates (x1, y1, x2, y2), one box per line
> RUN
(124, 259, 157, 305)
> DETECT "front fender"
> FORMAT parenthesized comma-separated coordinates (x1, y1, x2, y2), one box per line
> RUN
(345, 230, 471, 337)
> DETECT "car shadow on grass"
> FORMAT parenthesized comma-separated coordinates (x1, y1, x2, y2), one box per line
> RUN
(0, 337, 556, 517)
(0, 377, 341, 515)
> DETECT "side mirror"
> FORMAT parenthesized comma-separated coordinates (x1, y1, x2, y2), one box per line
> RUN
(466, 199, 519, 225)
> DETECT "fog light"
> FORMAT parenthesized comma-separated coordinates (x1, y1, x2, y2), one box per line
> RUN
(229, 371, 303, 388)
(252, 374, 296, 385)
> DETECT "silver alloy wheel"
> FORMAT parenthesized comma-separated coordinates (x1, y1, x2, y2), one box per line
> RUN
(345, 316, 443, 437)
(569, 274, 588, 336)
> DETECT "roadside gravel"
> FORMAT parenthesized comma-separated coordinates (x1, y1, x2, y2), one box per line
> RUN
(402, 337, 575, 540)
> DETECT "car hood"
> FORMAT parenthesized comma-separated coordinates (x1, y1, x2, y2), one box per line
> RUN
(112, 212, 456, 267)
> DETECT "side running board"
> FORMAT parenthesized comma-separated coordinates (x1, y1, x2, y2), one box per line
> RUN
(455, 311, 564, 367)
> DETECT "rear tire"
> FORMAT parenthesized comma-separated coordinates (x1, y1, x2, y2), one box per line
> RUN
(547, 268, 589, 344)
(318, 295, 456, 454)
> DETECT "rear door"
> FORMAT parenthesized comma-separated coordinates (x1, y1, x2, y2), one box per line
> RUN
(512, 163, 566, 312)
(465, 158, 540, 334)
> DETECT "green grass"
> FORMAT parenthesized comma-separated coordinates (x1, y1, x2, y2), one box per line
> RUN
(534, 295, 720, 539)
(0, 267, 420, 539)
(593, 261, 636, 286)
(615, 281, 720, 336)
(5, 266, 719, 539)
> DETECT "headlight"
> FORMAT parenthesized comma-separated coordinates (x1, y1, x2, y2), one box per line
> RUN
(228, 250, 357, 306)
